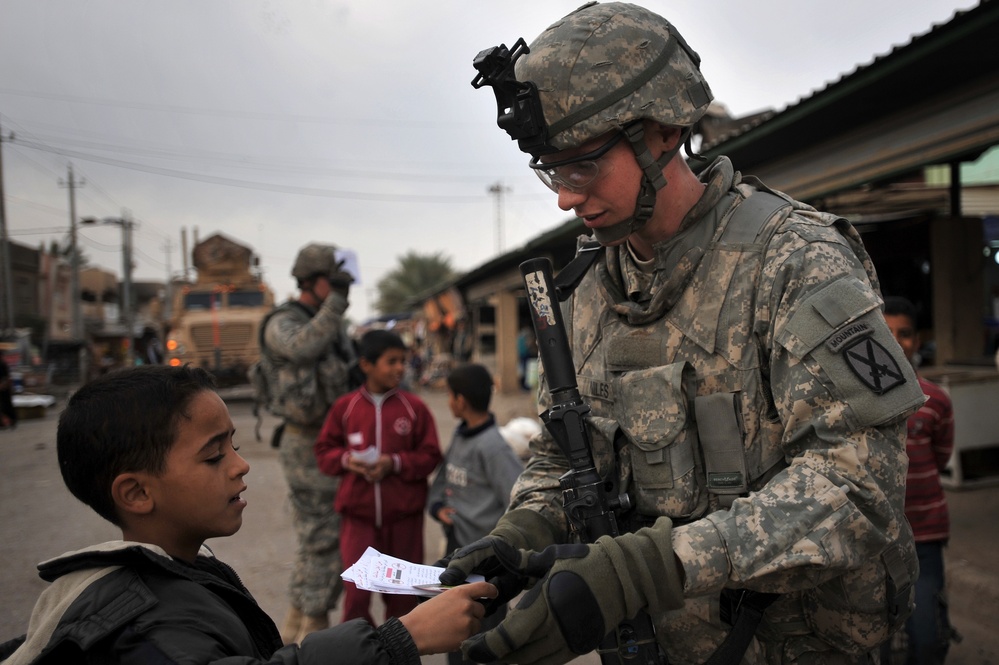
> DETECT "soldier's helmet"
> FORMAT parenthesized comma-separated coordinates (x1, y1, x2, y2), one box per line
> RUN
(516, 1, 713, 152)
(291, 243, 339, 282)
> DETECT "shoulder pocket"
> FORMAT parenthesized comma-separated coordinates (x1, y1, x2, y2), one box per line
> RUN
(776, 278, 923, 428)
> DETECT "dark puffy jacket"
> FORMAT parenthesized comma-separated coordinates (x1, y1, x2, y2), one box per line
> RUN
(0, 542, 418, 665)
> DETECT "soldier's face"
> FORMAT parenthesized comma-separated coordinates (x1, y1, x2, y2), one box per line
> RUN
(545, 121, 681, 250)
(546, 130, 641, 239)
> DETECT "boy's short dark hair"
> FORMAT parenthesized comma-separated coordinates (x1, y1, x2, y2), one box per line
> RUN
(883, 296, 918, 325)
(447, 363, 493, 413)
(358, 329, 406, 364)
(57, 364, 217, 526)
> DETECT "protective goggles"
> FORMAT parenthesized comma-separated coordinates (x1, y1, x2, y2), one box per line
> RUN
(529, 131, 624, 193)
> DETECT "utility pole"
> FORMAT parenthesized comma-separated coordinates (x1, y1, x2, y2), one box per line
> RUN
(122, 209, 135, 367)
(82, 210, 137, 367)
(488, 181, 511, 254)
(0, 118, 14, 335)
(58, 163, 85, 341)
(162, 236, 174, 321)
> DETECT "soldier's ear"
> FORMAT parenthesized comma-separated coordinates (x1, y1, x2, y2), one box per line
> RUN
(647, 121, 683, 152)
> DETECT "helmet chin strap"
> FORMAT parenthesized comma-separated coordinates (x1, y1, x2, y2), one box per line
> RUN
(591, 124, 692, 245)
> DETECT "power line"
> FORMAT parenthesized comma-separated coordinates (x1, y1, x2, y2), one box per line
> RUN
(11, 131, 501, 184)
(1, 113, 550, 204)
(0, 86, 481, 129)
(5, 195, 67, 218)
(12, 138, 503, 203)
(8, 226, 70, 236)
(5, 141, 128, 217)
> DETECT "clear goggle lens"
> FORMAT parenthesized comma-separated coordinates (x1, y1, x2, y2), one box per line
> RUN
(533, 161, 601, 193)
(529, 131, 624, 193)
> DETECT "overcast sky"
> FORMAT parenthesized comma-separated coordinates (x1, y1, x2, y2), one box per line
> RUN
(0, 0, 981, 323)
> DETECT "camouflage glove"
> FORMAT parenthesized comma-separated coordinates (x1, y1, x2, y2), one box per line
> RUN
(327, 264, 354, 297)
(464, 518, 684, 664)
(437, 509, 559, 613)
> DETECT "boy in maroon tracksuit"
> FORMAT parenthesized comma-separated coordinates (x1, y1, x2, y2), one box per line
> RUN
(883, 296, 955, 664)
(315, 330, 442, 625)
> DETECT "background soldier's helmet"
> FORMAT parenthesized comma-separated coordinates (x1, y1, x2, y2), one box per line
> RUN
(291, 243, 339, 282)
(516, 1, 713, 151)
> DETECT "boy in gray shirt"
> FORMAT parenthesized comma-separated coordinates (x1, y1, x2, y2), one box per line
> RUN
(428, 364, 525, 665)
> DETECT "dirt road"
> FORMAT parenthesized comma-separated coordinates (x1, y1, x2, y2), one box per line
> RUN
(1, 386, 996, 663)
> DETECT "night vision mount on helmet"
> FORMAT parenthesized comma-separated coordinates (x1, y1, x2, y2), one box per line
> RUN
(472, 37, 553, 159)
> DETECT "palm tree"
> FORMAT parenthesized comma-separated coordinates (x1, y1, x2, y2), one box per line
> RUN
(375, 251, 455, 315)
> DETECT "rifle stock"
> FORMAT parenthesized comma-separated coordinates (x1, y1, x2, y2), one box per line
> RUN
(521, 257, 666, 665)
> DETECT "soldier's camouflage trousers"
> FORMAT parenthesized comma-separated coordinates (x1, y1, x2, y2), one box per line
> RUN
(279, 423, 342, 616)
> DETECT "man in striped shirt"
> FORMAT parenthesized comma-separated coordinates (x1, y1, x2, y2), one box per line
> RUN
(884, 296, 955, 664)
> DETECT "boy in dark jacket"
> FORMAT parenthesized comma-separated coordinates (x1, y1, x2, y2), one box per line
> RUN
(0, 364, 492, 665)
(315, 330, 442, 626)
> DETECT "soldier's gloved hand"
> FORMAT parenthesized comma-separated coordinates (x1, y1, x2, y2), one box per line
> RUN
(327, 262, 354, 297)
(463, 518, 685, 665)
(437, 509, 559, 614)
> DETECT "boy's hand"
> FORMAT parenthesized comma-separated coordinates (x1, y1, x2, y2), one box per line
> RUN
(399, 581, 497, 655)
(366, 455, 394, 482)
(437, 506, 456, 526)
(345, 454, 395, 483)
(343, 455, 371, 477)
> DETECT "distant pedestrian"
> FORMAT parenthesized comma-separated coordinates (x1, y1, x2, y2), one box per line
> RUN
(515, 327, 535, 391)
(0, 350, 16, 429)
(452, 319, 473, 363)
(428, 363, 524, 665)
(315, 330, 442, 626)
(883, 296, 955, 664)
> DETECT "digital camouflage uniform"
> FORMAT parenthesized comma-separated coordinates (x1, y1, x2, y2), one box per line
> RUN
(512, 156, 924, 664)
(262, 290, 354, 617)
(462, 3, 925, 662)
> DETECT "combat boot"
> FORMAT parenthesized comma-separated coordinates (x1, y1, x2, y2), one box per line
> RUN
(294, 613, 330, 644)
(278, 606, 303, 645)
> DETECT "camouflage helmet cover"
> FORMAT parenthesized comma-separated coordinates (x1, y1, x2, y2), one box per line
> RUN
(291, 243, 339, 281)
(515, 1, 713, 151)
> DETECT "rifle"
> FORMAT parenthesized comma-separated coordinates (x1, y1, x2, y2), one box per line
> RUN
(520, 257, 666, 665)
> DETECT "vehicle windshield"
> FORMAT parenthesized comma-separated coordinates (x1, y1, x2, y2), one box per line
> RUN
(229, 290, 265, 307)
(183, 293, 214, 310)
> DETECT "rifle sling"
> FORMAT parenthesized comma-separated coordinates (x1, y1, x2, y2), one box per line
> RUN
(555, 241, 602, 301)
(706, 590, 779, 665)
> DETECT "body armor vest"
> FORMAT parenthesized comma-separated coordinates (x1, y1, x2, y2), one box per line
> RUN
(566, 189, 790, 523)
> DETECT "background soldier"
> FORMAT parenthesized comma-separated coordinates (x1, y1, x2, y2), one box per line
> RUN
(443, 3, 925, 664)
(260, 243, 356, 644)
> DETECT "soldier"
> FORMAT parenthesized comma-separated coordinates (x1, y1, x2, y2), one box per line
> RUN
(260, 243, 356, 644)
(442, 3, 926, 664)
